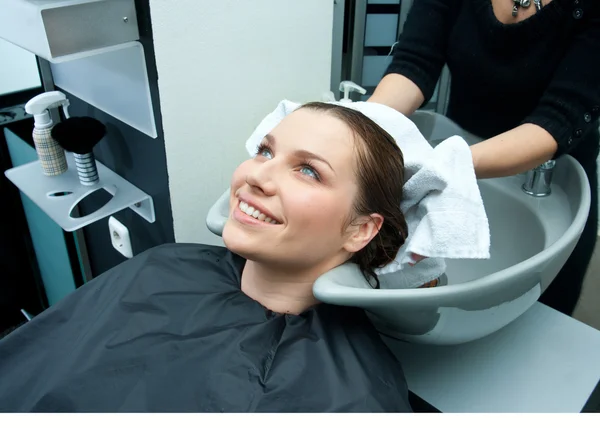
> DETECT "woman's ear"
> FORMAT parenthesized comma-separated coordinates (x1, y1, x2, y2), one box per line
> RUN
(343, 214, 384, 253)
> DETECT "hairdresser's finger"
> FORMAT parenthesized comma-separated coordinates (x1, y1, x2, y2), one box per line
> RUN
(408, 253, 427, 266)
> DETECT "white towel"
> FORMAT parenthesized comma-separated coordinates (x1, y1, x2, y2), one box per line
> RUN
(244, 99, 490, 288)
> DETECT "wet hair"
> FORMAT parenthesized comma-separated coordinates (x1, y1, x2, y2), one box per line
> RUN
(297, 102, 408, 288)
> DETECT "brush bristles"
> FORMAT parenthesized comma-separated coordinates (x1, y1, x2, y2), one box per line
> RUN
(51, 117, 107, 154)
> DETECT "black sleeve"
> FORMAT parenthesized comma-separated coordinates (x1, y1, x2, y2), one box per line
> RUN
(522, 10, 600, 158)
(384, 0, 461, 104)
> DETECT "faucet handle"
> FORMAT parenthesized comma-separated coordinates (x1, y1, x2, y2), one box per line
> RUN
(539, 160, 556, 170)
(523, 160, 555, 197)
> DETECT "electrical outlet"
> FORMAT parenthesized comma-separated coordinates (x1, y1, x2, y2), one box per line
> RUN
(108, 216, 133, 258)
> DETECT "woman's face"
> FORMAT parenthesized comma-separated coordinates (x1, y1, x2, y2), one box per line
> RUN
(222, 109, 362, 273)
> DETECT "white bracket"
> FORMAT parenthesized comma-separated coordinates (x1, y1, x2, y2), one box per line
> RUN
(5, 152, 155, 232)
(50, 42, 158, 139)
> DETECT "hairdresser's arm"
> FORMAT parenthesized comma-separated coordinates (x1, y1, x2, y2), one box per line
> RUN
(368, 74, 424, 116)
(368, 77, 557, 178)
(470, 126, 558, 179)
(369, 77, 558, 178)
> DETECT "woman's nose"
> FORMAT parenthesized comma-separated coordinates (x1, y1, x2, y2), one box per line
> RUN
(245, 162, 277, 196)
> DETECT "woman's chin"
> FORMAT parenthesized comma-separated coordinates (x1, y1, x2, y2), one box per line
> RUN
(222, 220, 260, 258)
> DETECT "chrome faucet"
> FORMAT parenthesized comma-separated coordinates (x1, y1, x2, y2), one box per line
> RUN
(522, 160, 556, 197)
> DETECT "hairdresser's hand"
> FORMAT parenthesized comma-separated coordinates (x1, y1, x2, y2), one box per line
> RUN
(409, 253, 428, 266)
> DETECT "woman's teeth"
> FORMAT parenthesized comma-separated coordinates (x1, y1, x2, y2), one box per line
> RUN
(239, 201, 279, 224)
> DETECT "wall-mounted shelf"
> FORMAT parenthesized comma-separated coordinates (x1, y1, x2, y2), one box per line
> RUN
(0, 0, 139, 63)
(50, 42, 158, 139)
(4, 152, 155, 232)
(0, 1, 158, 139)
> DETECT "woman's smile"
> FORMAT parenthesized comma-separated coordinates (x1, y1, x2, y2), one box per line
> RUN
(233, 199, 281, 227)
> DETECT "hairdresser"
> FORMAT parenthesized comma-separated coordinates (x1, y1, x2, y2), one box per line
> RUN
(368, 0, 600, 315)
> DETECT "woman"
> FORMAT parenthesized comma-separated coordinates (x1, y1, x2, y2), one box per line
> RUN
(0, 103, 412, 412)
(369, 0, 600, 315)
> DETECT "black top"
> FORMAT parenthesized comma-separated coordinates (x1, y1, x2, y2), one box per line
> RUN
(0, 243, 411, 412)
(386, 0, 600, 163)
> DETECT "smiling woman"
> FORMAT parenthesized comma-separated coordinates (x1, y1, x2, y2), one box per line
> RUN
(225, 102, 408, 314)
(0, 102, 412, 413)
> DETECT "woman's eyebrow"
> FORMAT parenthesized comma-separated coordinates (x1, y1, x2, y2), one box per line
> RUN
(264, 133, 276, 145)
(265, 133, 334, 172)
(293, 149, 334, 172)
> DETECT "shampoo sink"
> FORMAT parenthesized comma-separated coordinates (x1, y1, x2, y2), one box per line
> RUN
(311, 110, 591, 345)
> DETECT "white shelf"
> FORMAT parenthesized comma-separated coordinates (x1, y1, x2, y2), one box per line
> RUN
(50, 42, 158, 139)
(0, 0, 139, 63)
(0, 1, 158, 139)
(5, 152, 155, 232)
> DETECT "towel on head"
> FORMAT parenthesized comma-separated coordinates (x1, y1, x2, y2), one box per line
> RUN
(244, 99, 490, 288)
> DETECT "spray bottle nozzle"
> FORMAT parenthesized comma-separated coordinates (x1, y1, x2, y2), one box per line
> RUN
(25, 91, 71, 128)
(339, 81, 367, 104)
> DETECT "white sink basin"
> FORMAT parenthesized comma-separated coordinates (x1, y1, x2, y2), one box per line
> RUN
(311, 111, 591, 345)
(444, 176, 566, 284)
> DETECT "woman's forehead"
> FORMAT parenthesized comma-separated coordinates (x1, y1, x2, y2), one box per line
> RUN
(270, 109, 356, 156)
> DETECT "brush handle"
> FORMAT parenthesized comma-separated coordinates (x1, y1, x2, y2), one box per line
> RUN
(73, 152, 99, 186)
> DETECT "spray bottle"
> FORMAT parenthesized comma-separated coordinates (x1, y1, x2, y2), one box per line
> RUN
(24, 91, 70, 176)
(338, 81, 367, 104)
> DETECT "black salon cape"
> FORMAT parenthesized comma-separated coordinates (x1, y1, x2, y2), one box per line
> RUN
(0, 244, 411, 412)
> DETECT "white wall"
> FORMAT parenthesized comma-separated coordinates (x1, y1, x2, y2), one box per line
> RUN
(0, 38, 41, 95)
(149, 0, 334, 245)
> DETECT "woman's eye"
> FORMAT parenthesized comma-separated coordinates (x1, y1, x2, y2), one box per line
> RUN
(257, 147, 273, 159)
(300, 165, 320, 180)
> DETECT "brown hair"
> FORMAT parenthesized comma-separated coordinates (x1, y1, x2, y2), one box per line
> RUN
(298, 102, 408, 288)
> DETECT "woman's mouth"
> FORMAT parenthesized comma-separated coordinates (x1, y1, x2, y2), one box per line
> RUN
(238, 201, 280, 225)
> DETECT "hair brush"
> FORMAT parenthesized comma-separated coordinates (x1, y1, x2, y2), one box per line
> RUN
(51, 116, 107, 186)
